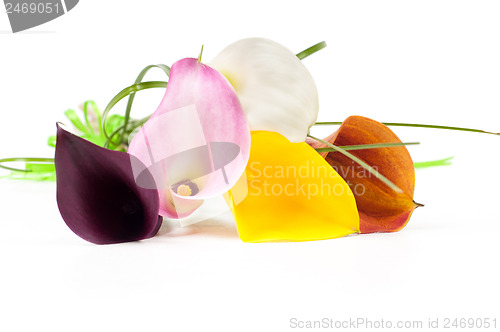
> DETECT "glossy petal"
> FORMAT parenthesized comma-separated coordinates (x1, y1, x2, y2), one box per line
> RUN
(55, 125, 162, 244)
(308, 116, 420, 233)
(128, 58, 250, 219)
(210, 38, 319, 143)
(224, 131, 359, 242)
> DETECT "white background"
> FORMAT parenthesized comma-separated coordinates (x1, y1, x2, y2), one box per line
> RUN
(1, 1, 499, 331)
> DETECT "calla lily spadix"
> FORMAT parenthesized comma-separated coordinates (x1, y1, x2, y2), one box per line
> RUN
(128, 58, 250, 219)
(210, 38, 319, 143)
(225, 131, 359, 242)
(55, 125, 162, 244)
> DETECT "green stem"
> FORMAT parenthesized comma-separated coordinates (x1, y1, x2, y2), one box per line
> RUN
(414, 157, 454, 168)
(102, 65, 170, 147)
(0, 158, 54, 172)
(315, 141, 420, 153)
(314, 121, 342, 126)
(104, 116, 151, 149)
(117, 65, 170, 144)
(198, 45, 204, 62)
(296, 41, 327, 60)
(307, 134, 403, 193)
(101, 80, 168, 144)
(381, 122, 499, 135)
(314, 121, 499, 136)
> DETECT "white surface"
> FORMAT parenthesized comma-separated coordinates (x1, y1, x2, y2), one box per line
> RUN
(1, 1, 499, 331)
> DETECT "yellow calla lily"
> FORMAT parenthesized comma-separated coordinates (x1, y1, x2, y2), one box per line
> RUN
(224, 131, 360, 242)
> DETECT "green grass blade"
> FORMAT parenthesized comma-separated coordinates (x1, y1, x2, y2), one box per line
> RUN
(0, 158, 54, 173)
(314, 121, 499, 136)
(414, 157, 454, 168)
(315, 141, 420, 153)
(101, 80, 168, 143)
(307, 135, 403, 193)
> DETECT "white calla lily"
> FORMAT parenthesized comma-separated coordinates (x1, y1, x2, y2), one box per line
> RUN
(210, 38, 319, 143)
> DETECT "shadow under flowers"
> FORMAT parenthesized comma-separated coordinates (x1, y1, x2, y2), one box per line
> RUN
(158, 211, 239, 240)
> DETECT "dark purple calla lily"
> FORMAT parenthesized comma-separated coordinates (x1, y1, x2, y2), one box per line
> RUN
(55, 125, 162, 244)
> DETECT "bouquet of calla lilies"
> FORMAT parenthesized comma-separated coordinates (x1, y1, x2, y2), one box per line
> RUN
(1, 38, 498, 244)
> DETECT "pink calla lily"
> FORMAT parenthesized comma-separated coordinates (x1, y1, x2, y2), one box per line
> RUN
(128, 58, 250, 219)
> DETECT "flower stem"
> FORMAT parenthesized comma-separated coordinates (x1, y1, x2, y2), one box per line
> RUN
(414, 157, 454, 168)
(0, 158, 54, 172)
(307, 134, 403, 193)
(116, 64, 170, 145)
(315, 141, 420, 153)
(102, 65, 170, 148)
(101, 80, 168, 144)
(198, 45, 204, 62)
(314, 121, 500, 136)
(104, 116, 151, 149)
(296, 41, 327, 60)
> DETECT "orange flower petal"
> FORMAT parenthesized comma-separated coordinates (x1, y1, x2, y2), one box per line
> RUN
(309, 116, 421, 233)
